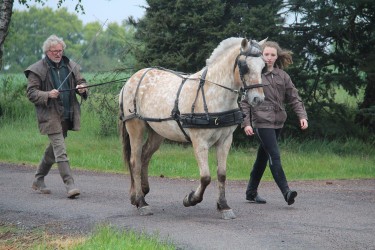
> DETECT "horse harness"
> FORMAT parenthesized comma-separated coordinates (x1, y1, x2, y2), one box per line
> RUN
(120, 44, 264, 142)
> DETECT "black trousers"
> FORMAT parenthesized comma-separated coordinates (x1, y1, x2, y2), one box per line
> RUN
(246, 128, 290, 196)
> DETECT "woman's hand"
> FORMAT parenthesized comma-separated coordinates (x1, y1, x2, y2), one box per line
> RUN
(300, 119, 308, 130)
(244, 125, 255, 136)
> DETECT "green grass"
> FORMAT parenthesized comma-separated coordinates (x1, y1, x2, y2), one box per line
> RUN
(1, 110, 374, 180)
(72, 225, 174, 250)
(0, 223, 175, 250)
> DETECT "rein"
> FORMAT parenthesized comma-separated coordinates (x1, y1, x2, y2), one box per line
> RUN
(58, 77, 128, 93)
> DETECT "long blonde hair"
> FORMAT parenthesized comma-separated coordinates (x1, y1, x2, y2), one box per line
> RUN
(262, 41, 293, 69)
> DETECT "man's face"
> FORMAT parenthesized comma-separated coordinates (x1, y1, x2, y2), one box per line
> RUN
(46, 44, 64, 63)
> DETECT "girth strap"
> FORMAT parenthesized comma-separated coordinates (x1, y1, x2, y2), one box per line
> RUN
(180, 108, 244, 128)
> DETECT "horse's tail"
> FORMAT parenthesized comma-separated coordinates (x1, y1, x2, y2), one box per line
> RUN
(119, 117, 132, 172)
(118, 85, 131, 174)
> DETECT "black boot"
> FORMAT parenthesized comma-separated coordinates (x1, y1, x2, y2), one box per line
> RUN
(245, 148, 268, 204)
(57, 161, 80, 198)
(246, 191, 267, 204)
(284, 190, 298, 205)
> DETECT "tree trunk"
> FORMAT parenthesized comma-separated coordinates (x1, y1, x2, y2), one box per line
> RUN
(0, 0, 14, 70)
(355, 73, 375, 133)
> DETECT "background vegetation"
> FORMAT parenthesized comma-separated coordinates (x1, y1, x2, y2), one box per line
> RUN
(1, 0, 374, 142)
(0, 73, 374, 181)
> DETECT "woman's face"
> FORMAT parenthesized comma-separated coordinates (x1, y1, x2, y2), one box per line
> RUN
(262, 46, 278, 68)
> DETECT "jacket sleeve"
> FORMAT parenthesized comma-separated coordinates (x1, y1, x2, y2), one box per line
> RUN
(70, 61, 88, 100)
(240, 99, 252, 128)
(284, 74, 308, 120)
(26, 71, 49, 106)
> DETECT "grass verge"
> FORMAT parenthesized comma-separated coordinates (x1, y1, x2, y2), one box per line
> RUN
(0, 223, 175, 250)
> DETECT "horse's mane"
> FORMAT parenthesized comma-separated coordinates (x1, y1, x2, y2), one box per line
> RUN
(206, 37, 243, 66)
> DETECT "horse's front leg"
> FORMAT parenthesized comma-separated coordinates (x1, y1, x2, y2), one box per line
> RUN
(183, 143, 211, 207)
(216, 134, 236, 219)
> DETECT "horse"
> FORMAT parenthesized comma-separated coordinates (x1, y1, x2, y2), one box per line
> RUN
(119, 37, 267, 219)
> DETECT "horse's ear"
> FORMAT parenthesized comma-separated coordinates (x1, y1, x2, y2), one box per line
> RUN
(241, 38, 249, 51)
(258, 37, 268, 46)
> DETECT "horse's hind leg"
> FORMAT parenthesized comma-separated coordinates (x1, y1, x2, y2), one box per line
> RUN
(126, 119, 152, 215)
(141, 129, 164, 196)
(216, 134, 236, 219)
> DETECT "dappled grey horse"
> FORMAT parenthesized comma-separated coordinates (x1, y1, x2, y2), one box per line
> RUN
(119, 37, 266, 219)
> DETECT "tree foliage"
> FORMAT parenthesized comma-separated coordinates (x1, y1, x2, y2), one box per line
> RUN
(283, 0, 375, 134)
(4, 7, 83, 72)
(0, 0, 83, 70)
(1, 0, 373, 140)
(3, 7, 137, 73)
(131, 0, 283, 72)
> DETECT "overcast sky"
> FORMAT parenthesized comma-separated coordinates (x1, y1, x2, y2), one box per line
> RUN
(13, 0, 147, 25)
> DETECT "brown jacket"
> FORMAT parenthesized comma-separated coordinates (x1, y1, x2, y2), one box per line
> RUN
(241, 68, 307, 129)
(25, 56, 87, 135)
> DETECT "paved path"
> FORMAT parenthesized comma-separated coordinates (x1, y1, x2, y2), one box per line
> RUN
(1, 163, 374, 249)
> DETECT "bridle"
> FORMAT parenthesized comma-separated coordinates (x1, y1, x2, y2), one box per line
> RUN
(233, 40, 265, 92)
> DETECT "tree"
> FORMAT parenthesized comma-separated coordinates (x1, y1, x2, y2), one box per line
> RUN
(4, 6, 83, 72)
(0, 0, 83, 70)
(82, 21, 137, 72)
(131, 0, 283, 72)
(284, 0, 375, 134)
(3, 6, 138, 73)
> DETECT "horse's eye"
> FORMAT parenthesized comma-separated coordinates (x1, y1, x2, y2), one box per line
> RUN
(262, 66, 267, 74)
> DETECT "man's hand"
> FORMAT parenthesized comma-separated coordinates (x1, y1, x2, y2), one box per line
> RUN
(48, 89, 60, 99)
(76, 84, 88, 94)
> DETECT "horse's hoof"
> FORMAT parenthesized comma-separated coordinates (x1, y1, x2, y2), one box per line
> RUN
(138, 206, 153, 216)
(221, 209, 236, 220)
(183, 194, 191, 207)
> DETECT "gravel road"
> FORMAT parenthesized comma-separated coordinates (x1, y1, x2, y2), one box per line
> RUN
(1, 162, 374, 249)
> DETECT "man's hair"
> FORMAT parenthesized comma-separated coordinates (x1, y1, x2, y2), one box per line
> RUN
(42, 35, 66, 53)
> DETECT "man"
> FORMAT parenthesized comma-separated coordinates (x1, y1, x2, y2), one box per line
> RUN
(25, 34, 88, 198)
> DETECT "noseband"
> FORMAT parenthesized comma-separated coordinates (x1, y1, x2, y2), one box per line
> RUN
(233, 41, 265, 91)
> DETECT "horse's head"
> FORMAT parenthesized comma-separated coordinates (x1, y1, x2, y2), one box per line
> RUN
(235, 38, 267, 106)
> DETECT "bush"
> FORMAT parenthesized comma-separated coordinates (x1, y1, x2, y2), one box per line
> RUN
(0, 74, 33, 122)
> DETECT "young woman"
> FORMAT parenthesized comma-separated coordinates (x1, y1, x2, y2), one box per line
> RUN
(241, 41, 308, 205)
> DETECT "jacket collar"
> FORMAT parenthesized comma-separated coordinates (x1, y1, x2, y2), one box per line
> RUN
(264, 67, 282, 76)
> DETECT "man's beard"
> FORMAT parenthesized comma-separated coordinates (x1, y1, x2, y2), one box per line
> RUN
(50, 58, 61, 63)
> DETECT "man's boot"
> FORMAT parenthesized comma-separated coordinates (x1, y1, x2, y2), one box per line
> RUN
(57, 161, 80, 198)
(32, 145, 54, 194)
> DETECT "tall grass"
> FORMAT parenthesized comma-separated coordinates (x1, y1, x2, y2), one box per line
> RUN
(1, 109, 373, 181)
(0, 72, 374, 180)
(0, 223, 175, 250)
(71, 225, 174, 250)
